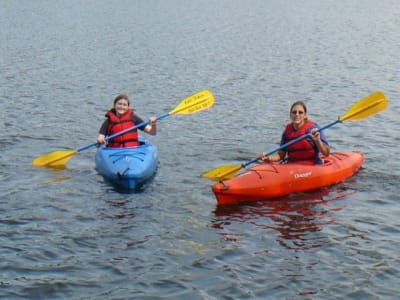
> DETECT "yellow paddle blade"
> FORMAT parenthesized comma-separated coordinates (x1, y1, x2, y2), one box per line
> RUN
(32, 150, 77, 168)
(169, 90, 214, 115)
(201, 164, 243, 181)
(339, 91, 387, 122)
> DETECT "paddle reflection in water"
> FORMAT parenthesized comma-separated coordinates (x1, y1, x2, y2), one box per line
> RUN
(37, 168, 72, 187)
(212, 186, 355, 251)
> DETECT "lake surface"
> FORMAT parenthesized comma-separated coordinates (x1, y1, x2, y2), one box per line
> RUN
(1, 0, 399, 299)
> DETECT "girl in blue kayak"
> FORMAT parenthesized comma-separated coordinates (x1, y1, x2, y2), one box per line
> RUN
(97, 94, 157, 147)
(259, 100, 330, 164)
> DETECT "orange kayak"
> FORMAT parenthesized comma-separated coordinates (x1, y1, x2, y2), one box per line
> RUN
(212, 151, 364, 206)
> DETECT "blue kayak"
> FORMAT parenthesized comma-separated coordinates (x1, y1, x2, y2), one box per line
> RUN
(95, 138, 158, 190)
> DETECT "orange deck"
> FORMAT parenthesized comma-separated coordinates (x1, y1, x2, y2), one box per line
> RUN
(212, 152, 364, 206)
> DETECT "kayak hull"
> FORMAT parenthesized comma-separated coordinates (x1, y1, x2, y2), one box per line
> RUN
(95, 138, 158, 190)
(212, 151, 364, 206)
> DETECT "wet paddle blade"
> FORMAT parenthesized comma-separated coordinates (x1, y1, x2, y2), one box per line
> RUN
(32, 150, 77, 168)
(169, 90, 214, 115)
(339, 91, 387, 121)
(201, 164, 243, 181)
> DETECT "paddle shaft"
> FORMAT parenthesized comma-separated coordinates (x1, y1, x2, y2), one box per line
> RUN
(77, 112, 170, 153)
(244, 119, 340, 168)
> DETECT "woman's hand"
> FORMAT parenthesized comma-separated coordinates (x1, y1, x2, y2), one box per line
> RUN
(310, 128, 321, 141)
(259, 152, 283, 162)
(310, 128, 330, 156)
(258, 153, 271, 162)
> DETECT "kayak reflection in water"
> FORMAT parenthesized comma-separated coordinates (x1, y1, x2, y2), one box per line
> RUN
(259, 101, 330, 165)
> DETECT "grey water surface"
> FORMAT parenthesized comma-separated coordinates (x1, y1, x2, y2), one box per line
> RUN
(1, 0, 399, 299)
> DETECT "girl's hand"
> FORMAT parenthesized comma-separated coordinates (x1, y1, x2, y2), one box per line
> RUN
(149, 117, 157, 126)
(97, 134, 106, 144)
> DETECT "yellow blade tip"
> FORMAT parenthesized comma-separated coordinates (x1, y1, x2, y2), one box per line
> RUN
(201, 164, 242, 181)
(32, 150, 77, 168)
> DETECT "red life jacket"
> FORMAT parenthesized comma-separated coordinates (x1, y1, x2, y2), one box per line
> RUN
(283, 121, 317, 162)
(105, 109, 139, 147)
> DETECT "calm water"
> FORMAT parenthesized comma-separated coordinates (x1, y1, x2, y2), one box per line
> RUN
(1, 0, 400, 299)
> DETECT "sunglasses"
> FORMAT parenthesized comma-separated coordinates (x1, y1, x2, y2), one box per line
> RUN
(291, 110, 305, 115)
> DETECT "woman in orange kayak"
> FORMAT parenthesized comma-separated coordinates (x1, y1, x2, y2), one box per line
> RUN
(260, 100, 330, 164)
(97, 94, 157, 147)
